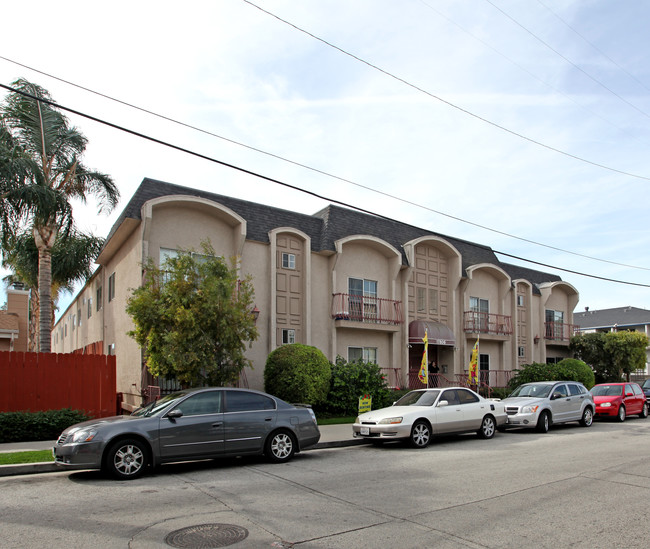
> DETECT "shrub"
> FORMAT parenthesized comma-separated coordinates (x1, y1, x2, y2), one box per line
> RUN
(555, 358, 595, 389)
(319, 357, 394, 417)
(507, 359, 595, 391)
(264, 344, 331, 405)
(0, 409, 91, 443)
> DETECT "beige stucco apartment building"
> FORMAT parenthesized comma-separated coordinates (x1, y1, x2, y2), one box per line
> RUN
(52, 178, 580, 411)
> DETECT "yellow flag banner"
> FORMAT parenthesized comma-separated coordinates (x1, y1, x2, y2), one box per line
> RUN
(468, 338, 479, 385)
(418, 329, 429, 385)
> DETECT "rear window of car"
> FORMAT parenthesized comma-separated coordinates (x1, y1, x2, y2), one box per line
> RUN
(225, 391, 276, 412)
(568, 384, 583, 396)
(632, 384, 643, 396)
(457, 389, 479, 404)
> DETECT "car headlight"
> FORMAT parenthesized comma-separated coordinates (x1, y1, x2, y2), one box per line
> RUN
(378, 417, 403, 425)
(70, 429, 97, 443)
(600, 402, 612, 408)
(522, 405, 539, 414)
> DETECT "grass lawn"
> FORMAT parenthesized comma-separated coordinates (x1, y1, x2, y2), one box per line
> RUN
(0, 450, 54, 465)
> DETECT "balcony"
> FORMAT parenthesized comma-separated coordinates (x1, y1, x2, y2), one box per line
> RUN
(331, 293, 403, 327)
(544, 321, 579, 342)
(463, 311, 512, 336)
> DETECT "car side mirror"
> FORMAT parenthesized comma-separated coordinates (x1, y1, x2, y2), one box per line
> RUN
(551, 392, 562, 400)
(166, 409, 183, 419)
(626, 392, 634, 397)
(437, 400, 449, 407)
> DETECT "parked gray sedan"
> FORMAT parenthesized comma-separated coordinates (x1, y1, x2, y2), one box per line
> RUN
(501, 381, 594, 433)
(53, 387, 320, 479)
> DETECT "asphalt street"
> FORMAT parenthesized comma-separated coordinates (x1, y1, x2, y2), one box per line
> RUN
(1, 418, 649, 548)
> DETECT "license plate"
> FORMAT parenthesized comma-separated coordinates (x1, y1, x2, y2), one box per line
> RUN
(360, 427, 370, 436)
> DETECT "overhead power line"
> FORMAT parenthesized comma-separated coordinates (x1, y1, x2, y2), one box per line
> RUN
(1, 55, 648, 273)
(241, 0, 650, 183)
(1, 82, 648, 289)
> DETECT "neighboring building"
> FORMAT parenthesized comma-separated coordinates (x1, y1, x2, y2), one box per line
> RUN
(52, 178, 580, 411)
(0, 284, 29, 352)
(575, 306, 650, 374)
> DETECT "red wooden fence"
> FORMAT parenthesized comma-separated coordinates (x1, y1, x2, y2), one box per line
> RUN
(0, 351, 117, 418)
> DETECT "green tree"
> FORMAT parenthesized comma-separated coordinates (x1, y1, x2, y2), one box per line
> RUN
(571, 331, 648, 382)
(264, 344, 331, 405)
(126, 242, 258, 387)
(0, 79, 118, 351)
(2, 230, 103, 350)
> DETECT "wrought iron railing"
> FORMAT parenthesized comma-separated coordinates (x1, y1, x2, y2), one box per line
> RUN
(463, 311, 513, 335)
(331, 293, 403, 325)
(544, 321, 579, 342)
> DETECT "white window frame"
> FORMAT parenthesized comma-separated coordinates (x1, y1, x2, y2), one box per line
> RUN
(281, 252, 296, 270)
(108, 272, 116, 302)
(282, 329, 295, 344)
(348, 346, 378, 364)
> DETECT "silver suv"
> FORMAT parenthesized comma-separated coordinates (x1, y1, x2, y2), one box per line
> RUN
(501, 381, 594, 433)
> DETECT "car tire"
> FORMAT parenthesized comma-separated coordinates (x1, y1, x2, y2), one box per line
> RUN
(265, 430, 296, 463)
(409, 420, 431, 448)
(477, 415, 496, 439)
(105, 438, 149, 480)
(617, 405, 626, 422)
(580, 407, 594, 427)
(641, 404, 649, 418)
(536, 411, 550, 433)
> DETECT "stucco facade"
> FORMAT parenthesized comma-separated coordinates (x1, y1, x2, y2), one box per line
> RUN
(52, 178, 580, 411)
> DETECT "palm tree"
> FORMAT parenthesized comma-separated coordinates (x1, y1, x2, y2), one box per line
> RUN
(0, 78, 119, 351)
(2, 230, 104, 351)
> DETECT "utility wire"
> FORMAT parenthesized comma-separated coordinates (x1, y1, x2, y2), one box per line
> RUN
(1, 82, 648, 289)
(241, 0, 650, 183)
(1, 55, 649, 272)
(486, 0, 650, 120)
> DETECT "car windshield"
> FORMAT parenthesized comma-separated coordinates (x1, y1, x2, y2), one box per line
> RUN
(591, 385, 623, 396)
(509, 384, 553, 398)
(394, 390, 440, 407)
(131, 392, 188, 417)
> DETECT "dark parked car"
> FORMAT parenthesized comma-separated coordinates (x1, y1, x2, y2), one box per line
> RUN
(641, 379, 650, 402)
(53, 387, 320, 479)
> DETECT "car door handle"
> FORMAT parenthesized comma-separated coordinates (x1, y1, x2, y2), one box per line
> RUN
(265, 417, 273, 422)
(212, 422, 223, 427)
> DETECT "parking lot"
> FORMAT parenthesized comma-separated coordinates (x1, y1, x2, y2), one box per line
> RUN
(1, 417, 649, 548)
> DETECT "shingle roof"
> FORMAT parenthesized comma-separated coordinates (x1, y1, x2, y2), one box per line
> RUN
(103, 178, 562, 284)
(574, 306, 650, 329)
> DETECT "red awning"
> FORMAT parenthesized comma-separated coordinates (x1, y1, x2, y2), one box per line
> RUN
(409, 320, 455, 346)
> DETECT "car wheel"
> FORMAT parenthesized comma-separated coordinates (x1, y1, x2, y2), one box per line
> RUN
(477, 415, 496, 439)
(536, 411, 550, 433)
(409, 420, 431, 448)
(580, 407, 594, 427)
(105, 438, 148, 480)
(617, 405, 626, 422)
(641, 404, 649, 418)
(265, 430, 296, 463)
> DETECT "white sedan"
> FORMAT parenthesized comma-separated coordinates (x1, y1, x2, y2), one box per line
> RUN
(352, 387, 507, 448)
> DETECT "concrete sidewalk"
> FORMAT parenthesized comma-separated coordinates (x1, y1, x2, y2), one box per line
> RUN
(0, 423, 365, 477)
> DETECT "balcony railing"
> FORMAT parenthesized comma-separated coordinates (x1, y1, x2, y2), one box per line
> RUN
(331, 293, 403, 325)
(544, 321, 579, 342)
(463, 311, 512, 335)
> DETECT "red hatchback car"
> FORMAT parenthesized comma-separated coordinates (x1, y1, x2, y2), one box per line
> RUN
(591, 382, 648, 422)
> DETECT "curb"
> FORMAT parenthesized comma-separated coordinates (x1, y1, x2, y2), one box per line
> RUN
(0, 438, 369, 477)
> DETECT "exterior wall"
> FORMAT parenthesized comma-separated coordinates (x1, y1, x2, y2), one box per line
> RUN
(51, 191, 581, 407)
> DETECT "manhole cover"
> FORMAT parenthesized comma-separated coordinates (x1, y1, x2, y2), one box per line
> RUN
(165, 523, 249, 548)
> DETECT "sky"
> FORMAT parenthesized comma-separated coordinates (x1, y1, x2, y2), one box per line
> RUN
(1, 0, 649, 320)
